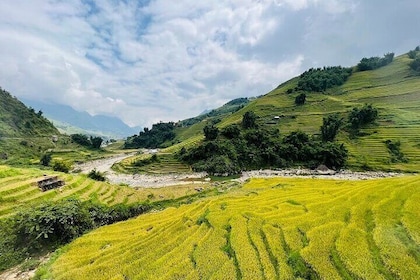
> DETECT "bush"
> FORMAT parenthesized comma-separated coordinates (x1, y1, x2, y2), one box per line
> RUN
(40, 153, 52, 166)
(0, 199, 152, 271)
(52, 160, 71, 173)
(409, 58, 420, 73)
(295, 93, 306, 105)
(348, 104, 378, 130)
(87, 169, 106, 181)
(385, 140, 408, 163)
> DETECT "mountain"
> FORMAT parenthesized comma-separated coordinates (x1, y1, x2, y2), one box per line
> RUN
(0, 88, 60, 162)
(167, 52, 420, 172)
(21, 99, 140, 139)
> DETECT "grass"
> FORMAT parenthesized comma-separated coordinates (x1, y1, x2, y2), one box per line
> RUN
(36, 175, 420, 279)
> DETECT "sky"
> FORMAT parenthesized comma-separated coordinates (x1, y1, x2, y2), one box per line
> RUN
(0, 0, 419, 128)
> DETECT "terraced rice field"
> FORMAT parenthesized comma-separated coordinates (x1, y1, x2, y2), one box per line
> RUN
(42, 175, 420, 279)
(0, 166, 209, 219)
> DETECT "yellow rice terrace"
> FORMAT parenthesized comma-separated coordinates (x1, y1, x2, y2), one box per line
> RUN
(39, 175, 420, 279)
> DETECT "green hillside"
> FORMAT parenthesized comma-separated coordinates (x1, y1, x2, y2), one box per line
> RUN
(166, 53, 420, 172)
(38, 175, 420, 280)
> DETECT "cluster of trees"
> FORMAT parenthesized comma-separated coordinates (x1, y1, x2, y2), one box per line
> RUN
(124, 122, 175, 149)
(0, 198, 151, 270)
(179, 112, 348, 175)
(295, 66, 353, 92)
(408, 46, 419, 59)
(357, 53, 394, 71)
(384, 140, 408, 163)
(408, 46, 420, 73)
(70, 134, 103, 149)
(348, 104, 378, 130)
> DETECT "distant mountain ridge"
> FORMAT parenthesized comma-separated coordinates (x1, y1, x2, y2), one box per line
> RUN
(22, 99, 140, 139)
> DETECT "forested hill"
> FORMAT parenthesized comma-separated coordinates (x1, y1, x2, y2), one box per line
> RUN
(0, 88, 58, 137)
(132, 49, 420, 172)
(0, 88, 60, 163)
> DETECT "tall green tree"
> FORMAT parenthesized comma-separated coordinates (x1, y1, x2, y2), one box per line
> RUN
(242, 111, 258, 129)
(321, 114, 343, 142)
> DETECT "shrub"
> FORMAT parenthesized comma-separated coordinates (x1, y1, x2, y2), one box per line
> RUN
(40, 153, 52, 166)
(348, 104, 378, 130)
(295, 93, 306, 105)
(87, 169, 106, 181)
(52, 160, 71, 173)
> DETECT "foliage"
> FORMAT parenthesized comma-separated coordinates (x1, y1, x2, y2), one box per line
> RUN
(40, 153, 52, 166)
(180, 112, 348, 174)
(70, 134, 103, 149)
(124, 122, 176, 149)
(203, 124, 219, 141)
(348, 104, 378, 130)
(90, 136, 103, 149)
(52, 159, 71, 173)
(357, 53, 394, 71)
(295, 93, 306, 105)
(221, 124, 241, 139)
(133, 154, 160, 167)
(87, 169, 106, 181)
(320, 114, 343, 142)
(295, 66, 353, 92)
(384, 140, 408, 163)
(409, 58, 420, 73)
(0, 198, 152, 271)
(242, 111, 258, 129)
(70, 134, 91, 147)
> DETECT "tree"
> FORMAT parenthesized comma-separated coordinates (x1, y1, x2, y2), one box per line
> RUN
(295, 93, 306, 105)
(221, 124, 241, 139)
(242, 111, 258, 129)
(203, 124, 219, 141)
(320, 114, 343, 142)
(90, 136, 103, 149)
(40, 153, 52, 166)
(348, 104, 378, 130)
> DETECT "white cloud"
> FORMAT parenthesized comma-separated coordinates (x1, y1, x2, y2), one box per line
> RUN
(0, 0, 419, 128)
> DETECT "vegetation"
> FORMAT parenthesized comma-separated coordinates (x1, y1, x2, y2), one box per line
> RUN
(87, 169, 106, 181)
(295, 66, 353, 92)
(357, 53, 394, 71)
(124, 122, 176, 149)
(37, 176, 420, 279)
(320, 114, 343, 142)
(179, 112, 348, 175)
(348, 104, 378, 130)
(70, 134, 103, 149)
(0, 198, 151, 270)
(295, 93, 306, 105)
(385, 139, 408, 163)
(179, 98, 250, 127)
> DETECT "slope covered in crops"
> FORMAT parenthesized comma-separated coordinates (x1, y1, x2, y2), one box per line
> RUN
(41, 175, 420, 279)
(0, 165, 210, 219)
(167, 53, 420, 172)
